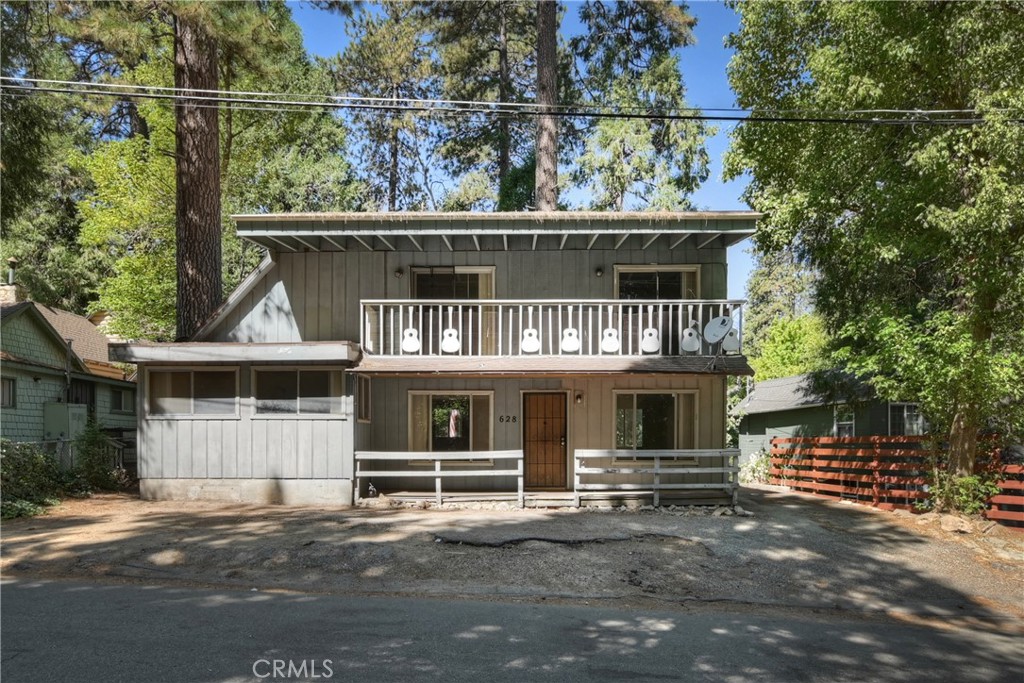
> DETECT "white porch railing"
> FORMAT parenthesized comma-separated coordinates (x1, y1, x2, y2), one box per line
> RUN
(362, 299, 744, 357)
(354, 450, 524, 507)
(573, 449, 740, 507)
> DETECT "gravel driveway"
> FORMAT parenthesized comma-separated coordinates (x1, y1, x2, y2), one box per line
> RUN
(2, 485, 1021, 631)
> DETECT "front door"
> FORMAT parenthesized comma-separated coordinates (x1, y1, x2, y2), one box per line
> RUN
(523, 393, 567, 489)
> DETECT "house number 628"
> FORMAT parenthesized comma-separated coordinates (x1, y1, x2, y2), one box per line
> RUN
(498, 415, 518, 423)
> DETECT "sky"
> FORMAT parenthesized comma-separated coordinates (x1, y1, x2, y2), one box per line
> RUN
(289, 0, 754, 299)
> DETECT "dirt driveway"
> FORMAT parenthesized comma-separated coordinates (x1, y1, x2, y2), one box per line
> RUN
(2, 486, 1022, 631)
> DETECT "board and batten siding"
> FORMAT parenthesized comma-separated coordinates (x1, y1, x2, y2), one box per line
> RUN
(137, 364, 353, 483)
(205, 245, 729, 344)
(356, 374, 727, 493)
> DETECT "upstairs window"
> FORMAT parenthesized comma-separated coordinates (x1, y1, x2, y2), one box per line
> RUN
(616, 266, 699, 300)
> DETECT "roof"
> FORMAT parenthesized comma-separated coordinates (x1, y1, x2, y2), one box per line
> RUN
(735, 374, 830, 415)
(354, 355, 753, 377)
(232, 211, 760, 253)
(34, 304, 113, 365)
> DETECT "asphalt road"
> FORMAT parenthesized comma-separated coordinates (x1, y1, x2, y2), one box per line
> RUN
(2, 578, 1020, 683)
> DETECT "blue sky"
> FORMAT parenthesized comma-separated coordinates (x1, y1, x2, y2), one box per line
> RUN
(289, 0, 754, 299)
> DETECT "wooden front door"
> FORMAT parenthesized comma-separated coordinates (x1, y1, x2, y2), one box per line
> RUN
(523, 393, 567, 489)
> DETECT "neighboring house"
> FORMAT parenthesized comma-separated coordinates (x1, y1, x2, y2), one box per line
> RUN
(0, 297, 137, 444)
(735, 374, 926, 461)
(111, 212, 758, 506)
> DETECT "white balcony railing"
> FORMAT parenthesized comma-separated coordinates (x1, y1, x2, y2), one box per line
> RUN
(361, 299, 744, 357)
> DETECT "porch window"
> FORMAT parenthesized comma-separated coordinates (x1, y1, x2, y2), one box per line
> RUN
(615, 266, 699, 300)
(1, 377, 14, 408)
(889, 403, 925, 436)
(149, 369, 237, 417)
(253, 369, 344, 415)
(614, 391, 697, 458)
(834, 405, 855, 437)
(409, 392, 492, 452)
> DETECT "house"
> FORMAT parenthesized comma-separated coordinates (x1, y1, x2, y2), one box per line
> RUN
(111, 212, 757, 506)
(0, 292, 137, 446)
(735, 373, 926, 461)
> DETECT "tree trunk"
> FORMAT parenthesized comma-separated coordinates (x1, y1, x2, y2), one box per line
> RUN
(497, 9, 510, 186)
(174, 13, 222, 341)
(534, 0, 558, 211)
(947, 408, 977, 477)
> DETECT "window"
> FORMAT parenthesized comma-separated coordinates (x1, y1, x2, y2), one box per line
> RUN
(411, 267, 494, 299)
(253, 369, 344, 415)
(890, 403, 925, 436)
(357, 375, 371, 423)
(112, 387, 135, 413)
(615, 266, 700, 300)
(1, 378, 14, 408)
(614, 391, 697, 458)
(834, 405, 855, 437)
(149, 369, 237, 417)
(409, 392, 492, 452)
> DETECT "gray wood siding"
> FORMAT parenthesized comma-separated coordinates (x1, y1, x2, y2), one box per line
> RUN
(136, 364, 353, 481)
(358, 375, 726, 493)
(207, 246, 729, 344)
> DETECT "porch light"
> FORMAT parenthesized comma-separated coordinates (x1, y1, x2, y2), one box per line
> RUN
(393, 268, 404, 278)
(575, 392, 584, 405)
(595, 267, 604, 277)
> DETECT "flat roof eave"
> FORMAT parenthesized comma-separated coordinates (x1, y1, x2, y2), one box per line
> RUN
(109, 341, 360, 364)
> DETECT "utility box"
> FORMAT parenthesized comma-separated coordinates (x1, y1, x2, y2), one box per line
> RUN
(44, 403, 88, 441)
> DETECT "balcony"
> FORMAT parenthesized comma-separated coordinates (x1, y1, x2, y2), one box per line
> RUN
(361, 299, 744, 357)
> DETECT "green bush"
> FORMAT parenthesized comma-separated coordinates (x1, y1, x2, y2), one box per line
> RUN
(75, 421, 130, 491)
(740, 449, 772, 484)
(921, 471, 1001, 516)
(0, 440, 83, 519)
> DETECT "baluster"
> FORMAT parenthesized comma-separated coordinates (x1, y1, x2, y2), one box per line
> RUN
(428, 307, 434, 355)
(588, 306, 593, 355)
(547, 307, 553, 355)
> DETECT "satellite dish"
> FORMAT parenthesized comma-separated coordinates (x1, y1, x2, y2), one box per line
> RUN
(721, 328, 740, 352)
(680, 323, 701, 352)
(703, 316, 733, 344)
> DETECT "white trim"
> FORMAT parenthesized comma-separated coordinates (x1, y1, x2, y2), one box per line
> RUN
(250, 366, 349, 420)
(612, 264, 702, 299)
(145, 366, 240, 420)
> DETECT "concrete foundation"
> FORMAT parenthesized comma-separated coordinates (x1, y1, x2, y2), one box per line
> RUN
(140, 478, 354, 506)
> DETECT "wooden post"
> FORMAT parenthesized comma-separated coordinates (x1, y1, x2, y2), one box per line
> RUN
(354, 456, 361, 505)
(517, 451, 524, 508)
(871, 438, 881, 508)
(574, 452, 581, 507)
(435, 459, 442, 505)
(653, 455, 661, 507)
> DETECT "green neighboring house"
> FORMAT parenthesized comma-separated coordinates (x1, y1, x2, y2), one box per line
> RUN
(735, 374, 925, 461)
(1, 298, 136, 445)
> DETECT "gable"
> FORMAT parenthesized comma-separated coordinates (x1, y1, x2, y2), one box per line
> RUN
(1, 309, 76, 369)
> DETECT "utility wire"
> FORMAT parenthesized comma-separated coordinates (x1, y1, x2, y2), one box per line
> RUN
(2, 78, 1019, 126)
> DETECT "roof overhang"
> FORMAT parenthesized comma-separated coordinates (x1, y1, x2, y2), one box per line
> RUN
(110, 342, 361, 365)
(353, 355, 753, 377)
(232, 211, 759, 253)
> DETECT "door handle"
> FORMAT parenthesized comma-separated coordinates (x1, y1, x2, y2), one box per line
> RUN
(560, 435, 566, 447)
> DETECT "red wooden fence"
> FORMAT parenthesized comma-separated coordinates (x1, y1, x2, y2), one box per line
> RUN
(768, 436, 1024, 528)
(769, 436, 929, 511)
(986, 464, 1024, 527)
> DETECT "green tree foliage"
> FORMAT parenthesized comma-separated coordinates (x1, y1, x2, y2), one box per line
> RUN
(743, 248, 816, 358)
(333, 2, 439, 210)
(570, 0, 710, 210)
(752, 314, 828, 382)
(430, 0, 536, 208)
(726, 1, 1024, 473)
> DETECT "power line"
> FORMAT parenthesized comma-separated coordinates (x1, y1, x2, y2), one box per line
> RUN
(2, 77, 1019, 126)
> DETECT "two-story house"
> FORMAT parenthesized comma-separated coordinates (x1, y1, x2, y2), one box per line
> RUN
(112, 212, 756, 506)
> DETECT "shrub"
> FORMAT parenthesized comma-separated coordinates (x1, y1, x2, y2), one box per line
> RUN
(921, 471, 1001, 516)
(739, 448, 772, 484)
(0, 440, 75, 519)
(75, 420, 129, 491)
